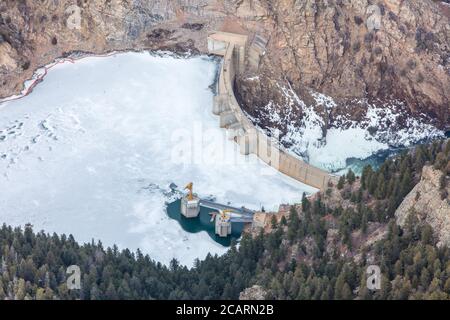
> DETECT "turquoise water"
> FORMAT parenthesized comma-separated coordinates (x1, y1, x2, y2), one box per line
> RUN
(339, 136, 449, 176)
(166, 199, 245, 247)
(339, 147, 406, 176)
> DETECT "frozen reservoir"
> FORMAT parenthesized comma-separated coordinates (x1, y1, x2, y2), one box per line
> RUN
(0, 52, 316, 266)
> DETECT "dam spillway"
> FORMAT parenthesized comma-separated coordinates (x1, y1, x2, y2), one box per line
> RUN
(208, 32, 338, 190)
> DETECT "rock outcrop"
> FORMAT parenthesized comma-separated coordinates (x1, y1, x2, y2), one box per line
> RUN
(239, 285, 267, 300)
(396, 165, 450, 247)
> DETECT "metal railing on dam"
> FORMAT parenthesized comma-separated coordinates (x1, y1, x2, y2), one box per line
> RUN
(208, 32, 338, 190)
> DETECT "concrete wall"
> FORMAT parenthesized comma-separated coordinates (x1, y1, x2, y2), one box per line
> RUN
(208, 32, 337, 190)
(247, 34, 268, 73)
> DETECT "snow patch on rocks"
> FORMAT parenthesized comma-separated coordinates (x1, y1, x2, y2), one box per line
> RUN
(248, 85, 445, 172)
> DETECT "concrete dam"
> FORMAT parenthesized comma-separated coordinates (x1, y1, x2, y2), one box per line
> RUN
(207, 32, 338, 191)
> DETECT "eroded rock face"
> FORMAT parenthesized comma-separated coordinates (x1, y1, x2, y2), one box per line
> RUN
(0, 0, 448, 134)
(396, 166, 450, 247)
(236, 0, 450, 141)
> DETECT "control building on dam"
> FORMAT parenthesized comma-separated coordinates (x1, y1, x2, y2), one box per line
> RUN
(207, 31, 338, 191)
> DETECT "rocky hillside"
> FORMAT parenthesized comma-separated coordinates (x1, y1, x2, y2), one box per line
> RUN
(239, 139, 450, 299)
(1, 1, 448, 134)
(258, 139, 448, 263)
(237, 0, 450, 125)
(235, 0, 449, 160)
(396, 165, 450, 247)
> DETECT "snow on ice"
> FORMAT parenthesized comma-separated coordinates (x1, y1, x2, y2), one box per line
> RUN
(0, 52, 317, 267)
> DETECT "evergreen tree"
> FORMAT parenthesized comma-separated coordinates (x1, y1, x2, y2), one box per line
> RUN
(337, 176, 345, 190)
(346, 169, 356, 185)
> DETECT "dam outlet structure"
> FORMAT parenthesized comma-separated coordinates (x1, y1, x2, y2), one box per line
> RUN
(179, 183, 255, 237)
(180, 183, 201, 218)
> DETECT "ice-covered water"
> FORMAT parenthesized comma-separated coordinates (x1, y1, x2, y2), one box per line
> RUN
(0, 52, 316, 266)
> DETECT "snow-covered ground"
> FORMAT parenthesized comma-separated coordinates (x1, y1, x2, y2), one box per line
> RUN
(247, 82, 445, 172)
(0, 52, 316, 267)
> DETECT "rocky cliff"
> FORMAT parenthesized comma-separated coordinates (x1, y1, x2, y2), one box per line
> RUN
(1, 1, 449, 142)
(235, 0, 449, 160)
(238, 1, 450, 124)
(396, 165, 450, 247)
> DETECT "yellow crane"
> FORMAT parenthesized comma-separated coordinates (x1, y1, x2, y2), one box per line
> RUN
(209, 209, 232, 222)
(184, 182, 194, 201)
(221, 209, 232, 219)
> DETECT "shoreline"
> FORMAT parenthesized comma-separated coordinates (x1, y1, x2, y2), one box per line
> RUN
(0, 48, 211, 104)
